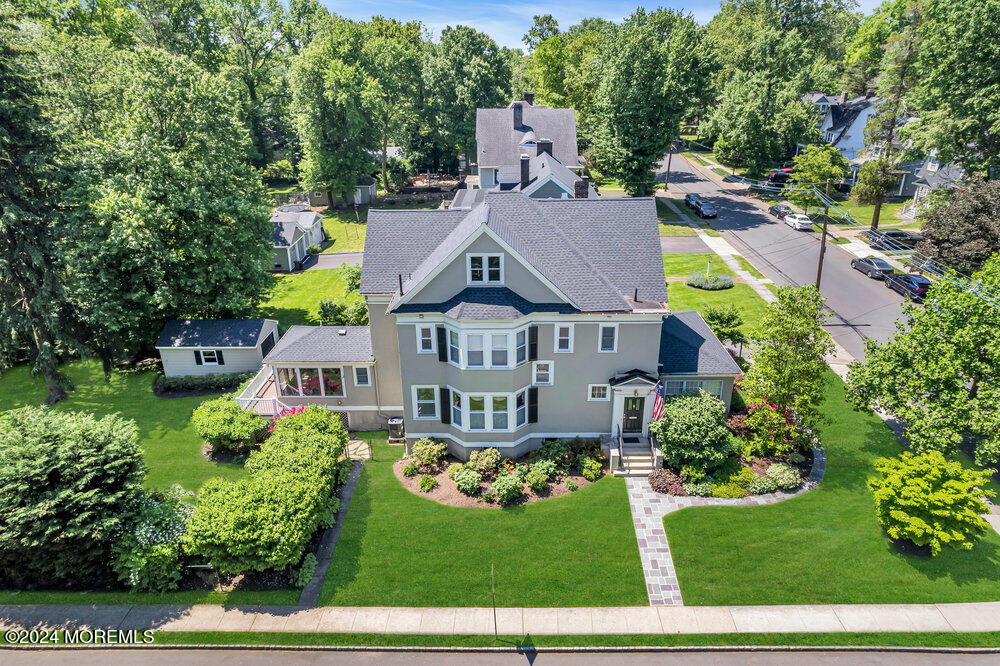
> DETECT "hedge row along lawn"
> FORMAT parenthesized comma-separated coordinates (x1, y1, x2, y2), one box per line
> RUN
(318, 444, 647, 607)
(664, 370, 1000, 605)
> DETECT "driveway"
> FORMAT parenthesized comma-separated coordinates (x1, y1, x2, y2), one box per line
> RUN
(295, 252, 362, 271)
(659, 155, 906, 360)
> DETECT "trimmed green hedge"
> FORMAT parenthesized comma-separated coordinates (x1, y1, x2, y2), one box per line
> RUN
(153, 370, 257, 395)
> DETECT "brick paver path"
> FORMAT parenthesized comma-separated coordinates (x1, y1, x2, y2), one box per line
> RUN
(345, 439, 372, 460)
(625, 448, 826, 606)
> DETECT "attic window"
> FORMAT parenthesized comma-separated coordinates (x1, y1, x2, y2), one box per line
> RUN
(467, 253, 503, 285)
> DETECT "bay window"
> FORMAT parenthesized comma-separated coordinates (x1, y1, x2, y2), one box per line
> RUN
(449, 330, 461, 364)
(467, 334, 484, 367)
(468, 396, 486, 430)
(443, 387, 531, 433)
(515, 390, 527, 427)
(516, 330, 527, 364)
(492, 396, 508, 430)
(452, 390, 463, 426)
(441, 326, 528, 369)
(490, 334, 508, 366)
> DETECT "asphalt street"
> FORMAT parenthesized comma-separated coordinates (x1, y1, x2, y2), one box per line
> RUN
(660, 155, 907, 360)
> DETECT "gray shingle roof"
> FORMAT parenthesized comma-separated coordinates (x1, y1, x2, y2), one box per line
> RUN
(270, 209, 319, 247)
(450, 187, 486, 210)
(393, 287, 579, 319)
(360, 192, 667, 314)
(495, 154, 598, 197)
(271, 220, 303, 246)
(264, 326, 373, 364)
(156, 319, 270, 348)
(476, 102, 580, 168)
(915, 160, 965, 190)
(658, 311, 741, 376)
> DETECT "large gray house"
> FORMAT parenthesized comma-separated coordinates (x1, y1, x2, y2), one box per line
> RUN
(237, 191, 739, 472)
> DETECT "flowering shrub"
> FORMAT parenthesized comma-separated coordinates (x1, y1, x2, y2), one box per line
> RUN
(192, 396, 266, 452)
(490, 474, 523, 505)
(418, 474, 438, 492)
(745, 400, 803, 455)
(112, 486, 193, 592)
(530, 458, 559, 481)
(266, 405, 307, 433)
(726, 411, 752, 438)
(500, 458, 530, 481)
(447, 463, 464, 479)
(453, 467, 482, 495)
(766, 462, 802, 490)
(747, 475, 778, 494)
(411, 438, 447, 468)
(468, 447, 501, 474)
(533, 439, 572, 473)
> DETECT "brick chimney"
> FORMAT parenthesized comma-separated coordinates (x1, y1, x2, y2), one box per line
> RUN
(840, 90, 848, 104)
(512, 101, 523, 128)
(574, 176, 589, 199)
(523, 91, 535, 105)
(520, 154, 530, 190)
(536, 139, 553, 157)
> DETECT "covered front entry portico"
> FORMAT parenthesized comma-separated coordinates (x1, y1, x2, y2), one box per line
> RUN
(607, 369, 661, 477)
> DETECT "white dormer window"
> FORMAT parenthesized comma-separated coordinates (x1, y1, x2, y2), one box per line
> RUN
(467, 253, 503, 285)
(819, 104, 828, 113)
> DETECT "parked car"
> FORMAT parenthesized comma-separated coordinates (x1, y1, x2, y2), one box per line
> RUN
(784, 214, 813, 230)
(684, 193, 701, 208)
(885, 273, 932, 301)
(768, 204, 793, 219)
(851, 257, 895, 280)
(695, 200, 717, 218)
(766, 168, 793, 186)
(868, 229, 927, 251)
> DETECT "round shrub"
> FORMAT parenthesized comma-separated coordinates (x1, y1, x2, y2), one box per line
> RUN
(686, 272, 734, 290)
(766, 462, 802, 490)
(402, 461, 419, 477)
(683, 481, 714, 496)
(580, 455, 604, 481)
(566, 479, 579, 492)
(727, 466, 756, 489)
(447, 463, 464, 480)
(868, 451, 995, 556)
(525, 468, 548, 493)
(747, 475, 778, 495)
(467, 447, 501, 474)
(411, 438, 448, 468)
(648, 468, 686, 495)
(418, 474, 438, 493)
(453, 467, 482, 495)
(745, 400, 803, 456)
(533, 439, 572, 473)
(530, 458, 559, 481)
(712, 481, 748, 498)
(490, 474, 523, 505)
(112, 486, 192, 593)
(649, 391, 736, 472)
(192, 396, 265, 453)
(306, 244, 321, 255)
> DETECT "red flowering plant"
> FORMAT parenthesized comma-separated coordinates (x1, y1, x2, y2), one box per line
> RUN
(500, 458, 530, 481)
(267, 405, 307, 433)
(745, 399, 803, 455)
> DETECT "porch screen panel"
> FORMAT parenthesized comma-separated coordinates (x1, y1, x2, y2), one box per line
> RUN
(322, 368, 344, 396)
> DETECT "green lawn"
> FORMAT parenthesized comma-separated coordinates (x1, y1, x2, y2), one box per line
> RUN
(0, 360, 245, 493)
(266, 183, 301, 197)
(257, 266, 362, 329)
(667, 282, 770, 334)
(735, 256, 766, 279)
(827, 198, 905, 226)
(655, 197, 685, 224)
(659, 222, 697, 236)
(663, 253, 736, 278)
(321, 203, 441, 253)
(664, 371, 1000, 606)
(0, 587, 298, 606)
(318, 444, 648, 607)
(681, 152, 711, 167)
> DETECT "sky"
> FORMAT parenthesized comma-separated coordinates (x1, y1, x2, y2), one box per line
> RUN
(322, 0, 884, 49)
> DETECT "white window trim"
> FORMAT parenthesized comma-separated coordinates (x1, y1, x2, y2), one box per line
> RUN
(446, 385, 530, 434)
(354, 366, 370, 387)
(466, 253, 504, 285)
(444, 326, 528, 370)
(276, 366, 347, 398)
(201, 349, 220, 366)
(662, 379, 724, 399)
(598, 323, 619, 353)
(553, 323, 574, 353)
(588, 384, 610, 401)
(416, 325, 436, 354)
(532, 360, 554, 386)
(412, 385, 439, 420)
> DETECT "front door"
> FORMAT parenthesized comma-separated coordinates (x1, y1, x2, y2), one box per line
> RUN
(622, 397, 644, 433)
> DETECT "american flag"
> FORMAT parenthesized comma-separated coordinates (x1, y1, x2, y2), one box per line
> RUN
(652, 382, 666, 422)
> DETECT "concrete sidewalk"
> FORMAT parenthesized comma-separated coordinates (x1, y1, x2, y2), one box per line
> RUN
(4, 602, 1000, 635)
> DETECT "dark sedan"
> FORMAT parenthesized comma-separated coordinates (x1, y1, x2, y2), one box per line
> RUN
(696, 200, 717, 218)
(768, 204, 793, 219)
(885, 273, 932, 301)
(684, 193, 701, 208)
(868, 229, 927, 251)
(851, 256, 895, 280)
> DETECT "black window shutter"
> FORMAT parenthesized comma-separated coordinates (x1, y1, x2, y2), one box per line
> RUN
(436, 326, 448, 362)
(439, 387, 451, 424)
(528, 387, 538, 423)
(528, 325, 538, 361)
(194, 350, 202, 365)
(216, 350, 225, 366)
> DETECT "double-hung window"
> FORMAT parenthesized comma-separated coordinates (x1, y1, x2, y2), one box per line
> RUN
(515, 390, 527, 427)
(598, 324, 618, 352)
(354, 366, 370, 387)
(451, 390, 463, 426)
(466, 334, 484, 367)
(414, 386, 438, 419)
(516, 330, 527, 364)
(449, 330, 461, 364)
(201, 350, 220, 365)
(491, 334, 508, 367)
(468, 396, 486, 430)
(532, 361, 553, 385)
(555, 324, 573, 353)
(467, 254, 503, 284)
(492, 396, 508, 430)
(417, 326, 435, 353)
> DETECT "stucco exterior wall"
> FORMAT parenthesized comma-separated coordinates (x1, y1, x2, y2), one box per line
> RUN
(366, 295, 404, 408)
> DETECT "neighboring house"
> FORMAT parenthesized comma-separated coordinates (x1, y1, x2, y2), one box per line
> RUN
(307, 176, 378, 208)
(801, 92, 878, 162)
(910, 152, 965, 209)
(368, 146, 405, 161)
(451, 152, 597, 210)
(270, 204, 324, 271)
(237, 191, 738, 471)
(156, 319, 279, 378)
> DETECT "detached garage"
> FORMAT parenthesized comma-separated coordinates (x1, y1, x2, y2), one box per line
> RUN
(156, 318, 280, 378)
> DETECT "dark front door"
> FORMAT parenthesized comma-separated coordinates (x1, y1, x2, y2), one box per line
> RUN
(622, 397, 644, 433)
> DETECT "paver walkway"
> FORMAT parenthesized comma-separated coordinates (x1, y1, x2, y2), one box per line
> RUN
(345, 439, 372, 460)
(625, 449, 826, 606)
(5, 599, 1000, 635)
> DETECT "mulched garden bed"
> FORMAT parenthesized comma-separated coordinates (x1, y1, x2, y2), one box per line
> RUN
(393, 454, 596, 509)
(650, 449, 813, 497)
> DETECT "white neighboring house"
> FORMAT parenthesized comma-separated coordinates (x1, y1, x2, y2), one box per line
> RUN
(156, 318, 279, 378)
(270, 204, 324, 271)
(801, 92, 878, 162)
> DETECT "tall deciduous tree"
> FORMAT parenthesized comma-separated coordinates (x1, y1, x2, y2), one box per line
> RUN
(594, 9, 711, 194)
(0, 6, 76, 403)
(423, 25, 511, 165)
(522, 13, 558, 50)
(787, 143, 850, 213)
(906, 0, 1000, 177)
(847, 256, 1000, 467)
(916, 177, 1000, 274)
(291, 17, 378, 199)
(742, 285, 834, 431)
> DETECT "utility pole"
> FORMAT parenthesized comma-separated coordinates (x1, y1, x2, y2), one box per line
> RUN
(663, 139, 675, 188)
(816, 211, 829, 290)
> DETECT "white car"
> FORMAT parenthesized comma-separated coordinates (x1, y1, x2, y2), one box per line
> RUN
(784, 214, 813, 230)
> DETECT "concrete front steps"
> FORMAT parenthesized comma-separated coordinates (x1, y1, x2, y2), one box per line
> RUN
(614, 445, 657, 478)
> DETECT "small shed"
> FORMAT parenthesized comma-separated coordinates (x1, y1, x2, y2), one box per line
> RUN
(155, 318, 280, 378)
